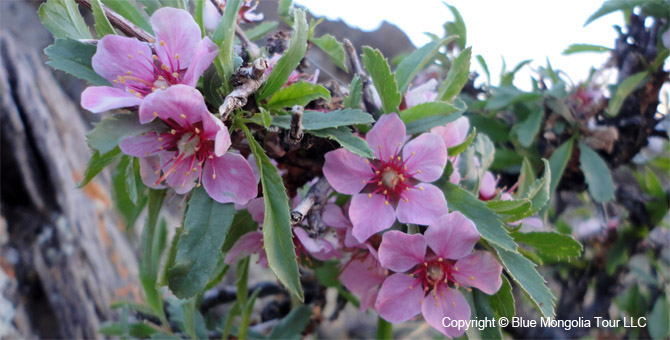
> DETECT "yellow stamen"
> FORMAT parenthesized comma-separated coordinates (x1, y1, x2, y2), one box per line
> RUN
(180, 114, 186, 119)
(128, 54, 134, 59)
(172, 72, 179, 78)
(174, 54, 180, 59)
(452, 301, 456, 307)
(418, 187, 424, 191)
(126, 70, 132, 75)
(212, 174, 216, 179)
(138, 51, 143, 55)
(194, 127, 200, 134)
(368, 194, 372, 198)
(454, 266, 459, 271)
(152, 55, 158, 60)
(160, 40, 165, 46)
(417, 169, 422, 174)
(408, 286, 413, 290)
(470, 276, 475, 280)
(157, 137, 163, 142)
(153, 112, 158, 116)
(384, 201, 389, 205)
(438, 257, 443, 262)
(171, 129, 176, 135)
(135, 93, 141, 98)
(404, 198, 409, 202)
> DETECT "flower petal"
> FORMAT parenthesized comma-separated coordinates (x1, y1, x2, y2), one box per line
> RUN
(138, 155, 166, 189)
(245, 197, 265, 224)
(322, 203, 351, 230)
(202, 153, 258, 205)
(424, 212, 479, 260)
(404, 79, 438, 108)
(150, 7, 202, 70)
(421, 284, 471, 338)
(120, 131, 162, 157)
(479, 171, 497, 200)
(349, 193, 396, 242)
(402, 133, 447, 182)
(378, 230, 426, 272)
(366, 113, 407, 161)
(340, 254, 386, 310)
(139, 85, 209, 124)
(452, 251, 503, 295)
(430, 116, 470, 149)
(164, 154, 199, 194)
(375, 274, 423, 323)
(81, 86, 143, 113)
(182, 37, 219, 86)
(91, 35, 154, 84)
(293, 228, 340, 261)
(396, 183, 448, 226)
(214, 128, 232, 157)
(323, 149, 373, 195)
(224, 231, 263, 264)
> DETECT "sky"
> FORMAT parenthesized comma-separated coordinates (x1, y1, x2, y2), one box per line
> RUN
(293, 0, 668, 110)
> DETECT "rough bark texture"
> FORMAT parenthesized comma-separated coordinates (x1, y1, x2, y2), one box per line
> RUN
(0, 22, 141, 340)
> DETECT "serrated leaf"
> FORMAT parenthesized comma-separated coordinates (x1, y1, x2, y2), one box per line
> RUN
(548, 138, 573, 197)
(45, 39, 110, 86)
(524, 159, 551, 213)
(395, 36, 458, 93)
(311, 34, 348, 72)
(101, 0, 153, 34)
(607, 71, 648, 117)
(245, 21, 279, 41)
(443, 182, 517, 252)
(361, 46, 402, 114)
(139, 189, 166, 319)
(511, 231, 583, 259)
(90, 0, 116, 37)
(167, 188, 236, 298)
(438, 47, 471, 102)
(476, 55, 491, 85)
(443, 2, 466, 49)
(38, 0, 92, 40)
(578, 141, 614, 202)
(489, 275, 515, 320)
(447, 127, 476, 157)
(516, 158, 536, 199)
(472, 290, 502, 340)
(584, 0, 644, 26)
(404, 97, 467, 135)
(267, 306, 312, 340)
(266, 81, 331, 109)
(344, 75, 363, 109)
(493, 244, 556, 318)
(257, 9, 308, 101)
(399, 101, 461, 124)
(563, 43, 611, 55)
(212, 0, 243, 94)
(487, 199, 532, 216)
(243, 127, 303, 301)
(309, 127, 374, 158)
(514, 109, 543, 147)
(87, 113, 159, 154)
(79, 147, 122, 187)
(272, 109, 373, 130)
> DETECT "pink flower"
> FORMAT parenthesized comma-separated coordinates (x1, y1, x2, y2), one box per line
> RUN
(430, 116, 470, 150)
(375, 212, 503, 337)
(479, 171, 498, 201)
(204, 0, 264, 31)
(340, 248, 387, 311)
(323, 113, 449, 242)
(266, 54, 319, 87)
(403, 79, 438, 109)
(119, 85, 257, 204)
(81, 8, 218, 113)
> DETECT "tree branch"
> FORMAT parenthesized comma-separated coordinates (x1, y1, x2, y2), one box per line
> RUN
(343, 39, 377, 114)
(74, 0, 154, 42)
(291, 177, 331, 236)
(218, 58, 268, 121)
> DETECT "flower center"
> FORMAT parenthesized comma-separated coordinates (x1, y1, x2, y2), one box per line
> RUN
(178, 132, 200, 157)
(363, 144, 423, 205)
(111, 47, 183, 98)
(381, 169, 399, 189)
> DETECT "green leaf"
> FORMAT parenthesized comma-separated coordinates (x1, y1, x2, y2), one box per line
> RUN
(485, 86, 542, 111)
(443, 182, 517, 252)
(272, 109, 373, 130)
(38, 0, 92, 40)
(112, 156, 147, 228)
(243, 126, 303, 301)
(311, 34, 348, 72)
(376, 317, 393, 340)
(649, 296, 670, 340)
(257, 9, 308, 101)
(437, 47, 471, 102)
(277, 0, 294, 25)
(243, 108, 272, 128)
(266, 81, 331, 109)
(87, 113, 159, 154)
(44, 39, 110, 86)
(245, 21, 279, 41)
(487, 199, 532, 216)
(309, 127, 374, 158)
(268, 306, 312, 340)
(524, 159, 552, 214)
(443, 2, 467, 50)
(344, 75, 363, 109)
(399, 101, 461, 124)
(493, 244, 556, 318)
(222, 209, 258, 253)
(511, 231, 582, 259)
(90, 0, 115, 37)
(473, 133, 495, 176)
(578, 141, 614, 202)
(138, 0, 186, 15)
(395, 36, 458, 93)
(194, 0, 205, 36)
(404, 97, 467, 135)
(548, 139, 573, 197)
(584, 0, 644, 26)
(514, 109, 543, 147)
(361, 46, 402, 114)
(139, 189, 166, 320)
(563, 43, 611, 55)
(202, 66, 224, 107)
(516, 158, 537, 199)
(99, 322, 159, 337)
(212, 0, 243, 94)
(489, 275, 515, 320)
(79, 147, 122, 187)
(101, 0, 153, 34)
(476, 55, 491, 85)
(472, 290, 502, 340)
(167, 188, 236, 298)
(447, 127, 476, 157)
(607, 71, 648, 117)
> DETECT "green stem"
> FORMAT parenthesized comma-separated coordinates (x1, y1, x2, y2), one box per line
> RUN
(376, 316, 393, 339)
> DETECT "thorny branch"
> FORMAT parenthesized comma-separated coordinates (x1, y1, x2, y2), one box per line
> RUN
(291, 177, 331, 236)
(219, 58, 268, 121)
(74, 0, 154, 42)
(343, 39, 378, 115)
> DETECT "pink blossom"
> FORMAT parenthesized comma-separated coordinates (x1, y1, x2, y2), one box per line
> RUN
(119, 85, 257, 204)
(479, 171, 498, 201)
(375, 212, 503, 337)
(403, 79, 438, 109)
(204, 0, 264, 31)
(323, 113, 449, 242)
(266, 54, 319, 87)
(81, 8, 218, 113)
(431, 116, 470, 150)
(340, 248, 387, 311)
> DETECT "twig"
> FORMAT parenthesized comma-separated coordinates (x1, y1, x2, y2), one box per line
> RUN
(236, 25, 261, 58)
(343, 39, 377, 114)
(284, 105, 304, 145)
(74, 0, 153, 42)
(291, 177, 331, 236)
(219, 58, 268, 121)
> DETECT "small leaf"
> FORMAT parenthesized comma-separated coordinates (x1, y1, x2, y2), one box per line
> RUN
(514, 109, 543, 147)
(243, 127, 303, 301)
(486, 199, 532, 216)
(489, 275, 515, 320)
(90, 0, 116, 37)
(579, 141, 615, 202)
(472, 290, 502, 340)
(607, 71, 648, 117)
(277, 0, 294, 25)
(194, 0, 205, 36)
(311, 34, 348, 72)
(447, 127, 476, 157)
(395, 36, 458, 93)
(524, 159, 552, 214)
(212, 0, 243, 94)
(202, 66, 224, 107)
(257, 9, 308, 101)
(139, 189, 166, 319)
(516, 158, 537, 199)
(344, 75, 363, 109)
(649, 296, 670, 340)
(87, 113, 159, 154)
(443, 2, 466, 49)
(405, 97, 467, 135)
(272, 109, 373, 130)
(266, 81, 331, 109)
(398, 101, 461, 124)
(493, 244, 556, 318)
(485, 86, 542, 111)
(584, 0, 643, 26)
(268, 306, 312, 340)
(138, 0, 187, 15)
(222, 209, 258, 253)
(476, 55, 491, 85)
(548, 139, 573, 197)
(309, 127, 374, 158)
(437, 47, 471, 102)
(112, 156, 147, 228)
(99, 322, 158, 338)
(511, 231, 583, 259)
(38, 0, 92, 40)
(79, 147, 122, 187)
(167, 188, 237, 298)
(361, 46, 402, 114)
(45, 39, 110, 86)
(101, 0, 153, 34)
(245, 21, 279, 41)
(563, 43, 611, 55)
